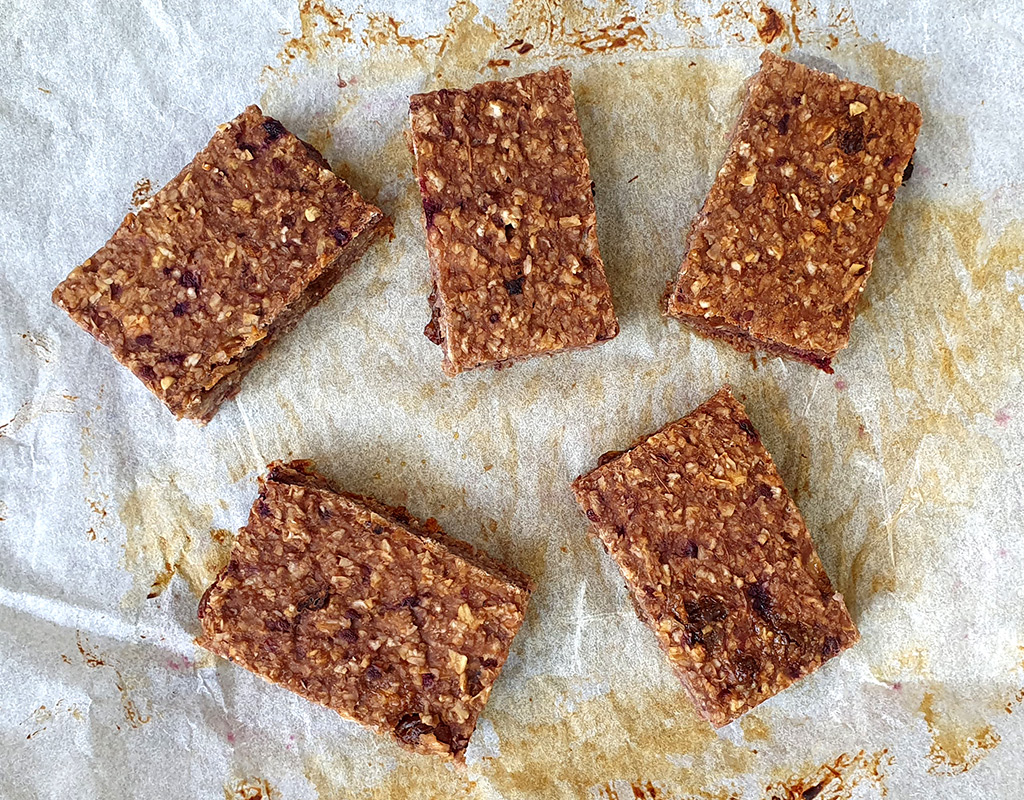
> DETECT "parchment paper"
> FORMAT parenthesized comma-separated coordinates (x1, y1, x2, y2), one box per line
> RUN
(2, 0, 1023, 797)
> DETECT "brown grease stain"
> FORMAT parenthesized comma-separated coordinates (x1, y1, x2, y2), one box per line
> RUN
(844, 38, 925, 97)
(303, 125, 333, 161)
(131, 178, 153, 207)
(114, 673, 152, 729)
(501, 0, 659, 57)
(76, 632, 107, 668)
(278, 0, 354, 65)
(740, 713, 771, 742)
(764, 749, 893, 799)
(22, 700, 84, 740)
(597, 783, 732, 800)
(0, 394, 78, 437)
(76, 633, 152, 729)
(844, 509, 911, 618)
(120, 477, 228, 603)
(18, 330, 54, 362)
(305, 753, 477, 800)
(1006, 648, 1024, 714)
(480, 683, 747, 797)
(275, 0, 501, 87)
(787, 0, 802, 47)
(919, 692, 1000, 775)
(277, 395, 306, 433)
(208, 528, 237, 575)
(861, 196, 1022, 589)
(895, 648, 931, 678)
(225, 777, 276, 800)
(303, 681, 750, 800)
(571, 16, 650, 54)
(226, 460, 253, 484)
(268, 0, 865, 82)
(757, 5, 786, 44)
(364, 12, 438, 50)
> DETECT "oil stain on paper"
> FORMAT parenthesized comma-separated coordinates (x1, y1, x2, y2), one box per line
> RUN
(919, 691, 1000, 776)
(240, 0, 1024, 797)
(763, 749, 894, 799)
(75, 633, 152, 730)
(120, 478, 234, 604)
(302, 680, 746, 800)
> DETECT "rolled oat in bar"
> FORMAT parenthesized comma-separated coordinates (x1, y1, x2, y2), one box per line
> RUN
(410, 68, 619, 376)
(53, 106, 389, 422)
(572, 387, 858, 727)
(664, 53, 921, 372)
(199, 460, 533, 761)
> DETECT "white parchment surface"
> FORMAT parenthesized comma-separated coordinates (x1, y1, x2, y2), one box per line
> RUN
(1, 1, 1023, 797)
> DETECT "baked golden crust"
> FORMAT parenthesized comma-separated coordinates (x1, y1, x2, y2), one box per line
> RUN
(53, 106, 389, 421)
(198, 461, 532, 761)
(572, 388, 858, 727)
(665, 53, 922, 372)
(410, 68, 619, 376)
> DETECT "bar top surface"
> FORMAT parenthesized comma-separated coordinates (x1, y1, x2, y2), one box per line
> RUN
(411, 68, 618, 375)
(665, 53, 921, 369)
(199, 461, 532, 761)
(572, 388, 859, 726)
(53, 105, 385, 418)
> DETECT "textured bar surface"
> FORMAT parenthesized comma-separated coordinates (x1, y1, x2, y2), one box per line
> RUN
(53, 105, 389, 421)
(410, 67, 618, 376)
(199, 460, 532, 761)
(572, 388, 858, 726)
(664, 53, 921, 372)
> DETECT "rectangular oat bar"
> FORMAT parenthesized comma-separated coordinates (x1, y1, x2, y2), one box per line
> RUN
(198, 460, 533, 761)
(409, 68, 619, 376)
(571, 387, 858, 727)
(53, 105, 389, 422)
(664, 52, 922, 372)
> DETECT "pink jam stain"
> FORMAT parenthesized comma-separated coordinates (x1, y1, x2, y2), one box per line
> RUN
(834, 379, 848, 391)
(995, 408, 1011, 427)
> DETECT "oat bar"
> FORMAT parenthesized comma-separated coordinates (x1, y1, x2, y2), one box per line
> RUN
(409, 68, 619, 376)
(571, 387, 858, 727)
(53, 106, 389, 422)
(664, 53, 921, 372)
(198, 460, 533, 761)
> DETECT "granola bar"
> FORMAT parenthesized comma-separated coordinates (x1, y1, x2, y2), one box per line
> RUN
(53, 106, 389, 422)
(571, 387, 858, 727)
(409, 68, 619, 376)
(198, 460, 533, 761)
(664, 53, 922, 372)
